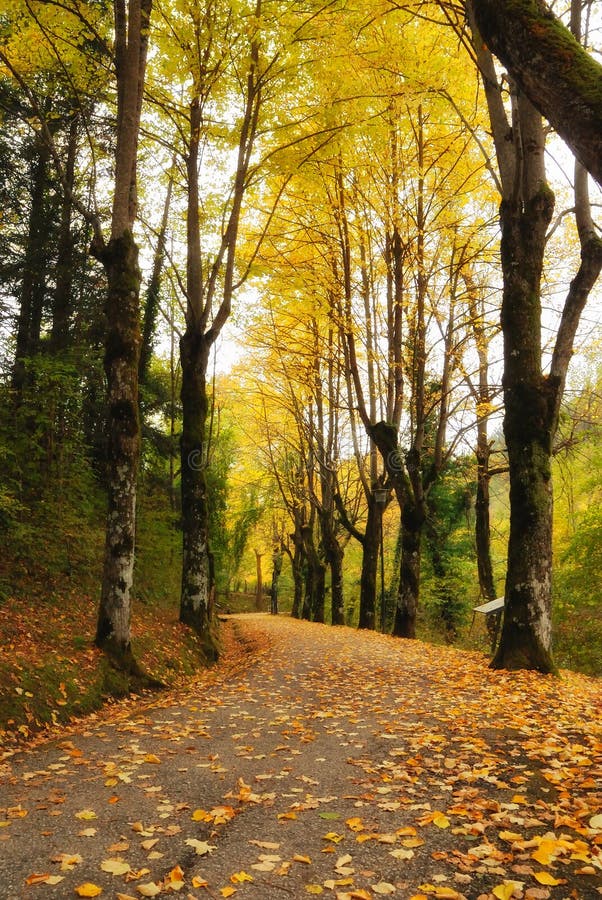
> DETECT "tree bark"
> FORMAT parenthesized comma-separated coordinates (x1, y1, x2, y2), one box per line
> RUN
(393, 495, 423, 639)
(270, 544, 282, 616)
(179, 330, 218, 660)
(491, 182, 556, 672)
(302, 523, 326, 623)
(469, 0, 602, 187)
(358, 496, 380, 630)
(50, 114, 78, 353)
(94, 230, 142, 669)
(255, 549, 264, 611)
(12, 132, 51, 394)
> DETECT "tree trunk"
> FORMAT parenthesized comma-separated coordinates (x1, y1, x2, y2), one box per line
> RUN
(469, 0, 602, 188)
(179, 330, 218, 660)
(492, 188, 556, 673)
(94, 231, 142, 669)
(12, 132, 50, 394)
(270, 544, 282, 615)
(392, 498, 423, 639)
(50, 115, 78, 353)
(328, 538, 345, 626)
(255, 549, 264, 611)
(302, 524, 326, 623)
(358, 496, 380, 630)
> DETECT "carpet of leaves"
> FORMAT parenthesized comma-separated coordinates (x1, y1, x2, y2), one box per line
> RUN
(0, 614, 600, 900)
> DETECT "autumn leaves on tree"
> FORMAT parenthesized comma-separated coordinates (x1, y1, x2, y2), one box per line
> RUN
(1, 0, 601, 677)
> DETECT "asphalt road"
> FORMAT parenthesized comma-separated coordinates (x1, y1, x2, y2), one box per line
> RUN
(0, 614, 600, 900)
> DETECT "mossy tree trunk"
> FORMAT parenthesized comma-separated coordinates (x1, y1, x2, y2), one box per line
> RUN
(468, 3, 602, 671)
(179, 330, 218, 659)
(94, 231, 142, 669)
(93, 0, 152, 672)
(470, 0, 602, 187)
(492, 189, 556, 672)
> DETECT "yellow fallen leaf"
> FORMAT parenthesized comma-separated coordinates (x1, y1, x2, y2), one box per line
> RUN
(136, 884, 162, 897)
(141, 839, 159, 851)
(533, 872, 564, 886)
(143, 754, 161, 764)
(492, 883, 519, 900)
(278, 811, 297, 820)
(323, 831, 344, 843)
(305, 886, 323, 894)
(192, 876, 208, 888)
(294, 855, 312, 864)
(191, 809, 208, 821)
(499, 831, 523, 842)
(371, 882, 396, 894)
(75, 810, 97, 820)
(433, 813, 451, 829)
(75, 884, 103, 898)
(184, 838, 216, 856)
(116, 894, 138, 900)
(402, 837, 425, 848)
(26, 874, 52, 885)
(230, 871, 253, 884)
(589, 814, 602, 830)
(220, 888, 237, 898)
(101, 859, 131, 876)
(345, 817, 364, 832)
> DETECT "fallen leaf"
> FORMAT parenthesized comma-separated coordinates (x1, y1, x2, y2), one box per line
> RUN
(230, 871, 253, 883)
(184, 838, 216, 856)
(136, 884, 162, 897)
(144, 754, 161, 764)
(75, 884, 103, 897)
(492, 884, 521, 900)
(26, 874, 52, 885)
(371, 882, 396, 894)
(533, 872, 564, 886)
(101, 859, 131, 876)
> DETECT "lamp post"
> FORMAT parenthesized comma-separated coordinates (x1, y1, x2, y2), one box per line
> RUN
(374, 487, 388, 632)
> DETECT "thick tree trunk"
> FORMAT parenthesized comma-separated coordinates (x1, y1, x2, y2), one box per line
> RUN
(392, 499, 423, 639)
(179, 330, 218, 661)
(358, 497, 380, 630)
(492, 190, 556, 673)
(302, 524, 326, 623)
(94, 231, 142, 669)
(469, 0, 602, 187)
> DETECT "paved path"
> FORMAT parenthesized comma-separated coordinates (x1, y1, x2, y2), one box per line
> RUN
(1, 614, 601, 900)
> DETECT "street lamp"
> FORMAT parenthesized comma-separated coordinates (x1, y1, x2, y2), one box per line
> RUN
(374, 487, 388, 632)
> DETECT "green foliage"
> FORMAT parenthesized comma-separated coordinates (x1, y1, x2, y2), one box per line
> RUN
(422, 459, 478, 641)
(552, 435, 602, 676)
